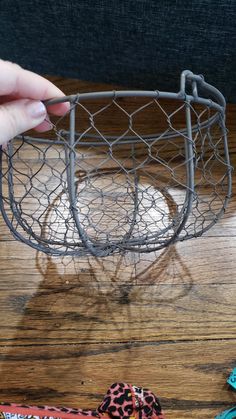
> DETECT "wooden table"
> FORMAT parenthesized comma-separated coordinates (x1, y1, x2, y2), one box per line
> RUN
(0, 77, 235, 418)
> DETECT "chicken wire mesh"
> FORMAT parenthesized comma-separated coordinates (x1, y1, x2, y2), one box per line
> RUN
(0, 70, 232, 256)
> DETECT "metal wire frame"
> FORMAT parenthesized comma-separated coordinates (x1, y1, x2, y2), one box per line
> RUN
(0, 70, 232, 256)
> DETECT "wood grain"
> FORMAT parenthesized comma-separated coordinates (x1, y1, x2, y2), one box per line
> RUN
(0, 76, 236, 419)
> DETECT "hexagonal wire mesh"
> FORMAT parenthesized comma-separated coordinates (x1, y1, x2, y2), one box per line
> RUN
(0, 70, 232, 256)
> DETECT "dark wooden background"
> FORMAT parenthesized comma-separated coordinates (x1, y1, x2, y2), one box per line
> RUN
(0, 76, 235, 419)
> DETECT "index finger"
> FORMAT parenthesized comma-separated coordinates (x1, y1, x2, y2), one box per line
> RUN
(0, 60, 70, 115)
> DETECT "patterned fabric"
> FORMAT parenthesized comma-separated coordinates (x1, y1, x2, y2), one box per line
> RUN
(0, 1, 235, 102)
(0, 383, 165, 419)
(227, 367, 236, 390)
(215, 406, 236, 418)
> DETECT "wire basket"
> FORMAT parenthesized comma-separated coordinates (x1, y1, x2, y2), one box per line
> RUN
(0, 70, 232, 256)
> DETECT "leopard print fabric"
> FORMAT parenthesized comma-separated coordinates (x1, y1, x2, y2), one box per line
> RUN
(98, 383, 164, 419)
(0, 383, 165, 419)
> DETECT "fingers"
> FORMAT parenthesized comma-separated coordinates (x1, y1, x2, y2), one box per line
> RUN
(34, 119, 53, 132)
(0, 60, 69, 116)
(46, 102, 70, 116)
(0, 99, 47, 145)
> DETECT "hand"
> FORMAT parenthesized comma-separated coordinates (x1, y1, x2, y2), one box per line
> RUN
(0, 59, 69, 146)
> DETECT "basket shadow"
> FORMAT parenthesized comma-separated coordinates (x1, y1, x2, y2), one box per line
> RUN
(0, 244, 193, 405)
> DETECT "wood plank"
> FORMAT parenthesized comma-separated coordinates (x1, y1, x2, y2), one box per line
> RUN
(0, 279, 235, 343)
(0, 237, 236, 287)
(0, 194, 235, 240)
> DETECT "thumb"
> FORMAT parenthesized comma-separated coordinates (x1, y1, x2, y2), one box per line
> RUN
(0, 99, 47, 145)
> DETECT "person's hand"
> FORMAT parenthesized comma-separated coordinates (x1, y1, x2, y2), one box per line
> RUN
(0, 59, 69, 146)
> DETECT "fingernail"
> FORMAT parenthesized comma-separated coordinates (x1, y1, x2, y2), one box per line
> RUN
(26, 100, 46, 119)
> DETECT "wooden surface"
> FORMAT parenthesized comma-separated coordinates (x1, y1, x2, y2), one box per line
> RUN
(0, 76, 236, 419)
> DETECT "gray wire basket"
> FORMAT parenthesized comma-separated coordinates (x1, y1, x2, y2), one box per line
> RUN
(0, 70, 232, 256)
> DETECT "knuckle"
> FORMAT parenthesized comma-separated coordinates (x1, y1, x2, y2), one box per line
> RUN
(5, 60, 22, 71)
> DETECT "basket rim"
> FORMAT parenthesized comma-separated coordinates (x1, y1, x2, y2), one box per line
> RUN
(44, 90, 224, 114)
